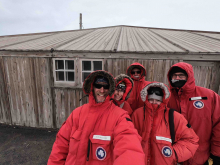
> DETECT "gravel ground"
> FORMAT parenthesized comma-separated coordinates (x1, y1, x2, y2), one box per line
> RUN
(0, 123, 58, 165)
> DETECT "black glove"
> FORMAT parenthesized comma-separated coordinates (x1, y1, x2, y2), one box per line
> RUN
(210, 153, 220, 165)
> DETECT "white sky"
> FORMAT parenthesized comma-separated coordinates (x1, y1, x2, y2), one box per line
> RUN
(0, 0, 220, 36)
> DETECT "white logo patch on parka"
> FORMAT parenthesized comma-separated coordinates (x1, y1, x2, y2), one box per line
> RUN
(193, 100, 204, 109)
(96, 147, 106, 160)
(162, 146, 172, 157)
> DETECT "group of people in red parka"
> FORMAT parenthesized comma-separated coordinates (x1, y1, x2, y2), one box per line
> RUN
(48, 62, 220, 165)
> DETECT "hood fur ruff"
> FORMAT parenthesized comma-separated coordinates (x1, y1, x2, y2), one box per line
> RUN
(83, 70, 115, 96)
(140, 82, 170, 103)
(115, 74, 134, 100)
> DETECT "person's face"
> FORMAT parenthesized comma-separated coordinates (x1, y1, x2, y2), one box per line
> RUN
(93, 82, 110, 103)
(131, 68, 141, 79)
(172, 72, 187, 81)
(148, 99, 162, 105)
(114, 89, 124, 101)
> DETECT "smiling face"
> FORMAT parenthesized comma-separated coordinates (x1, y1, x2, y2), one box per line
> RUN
(114, 89, 124, 101)
(93, 82, 110, 103)
(131, 68, 141, 79)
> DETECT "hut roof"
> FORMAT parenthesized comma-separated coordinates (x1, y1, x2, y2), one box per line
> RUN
(1, 25, 220, 54)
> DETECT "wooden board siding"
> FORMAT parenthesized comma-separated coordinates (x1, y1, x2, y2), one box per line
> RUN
(54, 88, 88, 128)
(0, 56, 219, 128)
(1, 57, 53, 128)
(0, 56, 11, 124)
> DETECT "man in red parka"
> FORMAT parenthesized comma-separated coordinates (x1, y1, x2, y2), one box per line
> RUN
(132, 82, 199, 165)
(48, 70, 145, 165)
(113, 74, 134, 116)
(167, 62, 220, 165)
(126, 62, 151, 111)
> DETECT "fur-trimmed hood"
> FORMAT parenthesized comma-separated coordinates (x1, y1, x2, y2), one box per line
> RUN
(114, 74, 134, 102)
(140, 82, 171, 105)
(126, 62, 146, 80)
(83, 70, 115, 96)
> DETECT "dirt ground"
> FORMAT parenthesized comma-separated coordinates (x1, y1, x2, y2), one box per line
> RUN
(0, 123, 58, 165)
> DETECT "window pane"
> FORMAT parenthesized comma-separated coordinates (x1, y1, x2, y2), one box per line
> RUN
(93, 61, 102, 71)
(65, 60, 74, 70)
(82, 72, 91, 82)
(66, 72, 74, 81)
(56, 71, 64, 81)
(55, 60, 64, 70)
(82, 61, 91, 71)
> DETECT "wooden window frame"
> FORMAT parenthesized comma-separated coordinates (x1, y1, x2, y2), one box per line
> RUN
(79, 59, 104, 85)
(53, 58, 77, 87)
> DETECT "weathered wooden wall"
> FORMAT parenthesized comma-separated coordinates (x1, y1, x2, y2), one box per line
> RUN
(0, 57, 53, 128)
(0, 56, 219, 128)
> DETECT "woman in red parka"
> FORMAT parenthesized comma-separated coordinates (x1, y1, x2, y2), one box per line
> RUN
(48, 70, 145, 165)
(132, 82, 199, 165)
(126, 62, 151, 111)
(113, 74, 134, 116)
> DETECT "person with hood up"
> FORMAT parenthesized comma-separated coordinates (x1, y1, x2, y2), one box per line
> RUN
(126, 62, 151, 111)
(48, 70, 145, 165)
(132, 82, 199, 165)
(113, 74, 134, 116)
(167, 62, 220, 165)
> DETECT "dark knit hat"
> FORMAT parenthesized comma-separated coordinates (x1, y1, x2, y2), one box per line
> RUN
(169, 67, 187, 78)
(94, 76, 109, 85)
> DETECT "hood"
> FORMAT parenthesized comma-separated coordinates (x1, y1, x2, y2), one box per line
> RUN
(126, 62, 146, 80)
(114, 74, 134, 104)
(83, 70, 115, 96)
(167, 62, 195, 93)
(140, 82, 171, 105)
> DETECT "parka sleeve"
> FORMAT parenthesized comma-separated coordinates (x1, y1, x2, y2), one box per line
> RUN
(210, 93, 220, 160)
(112, 113, 145, 165)
(172, 111, 199, 163)
(47, 110, 76, 165)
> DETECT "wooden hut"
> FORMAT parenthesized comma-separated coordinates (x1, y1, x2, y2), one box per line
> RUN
(0, 25, 220, 128)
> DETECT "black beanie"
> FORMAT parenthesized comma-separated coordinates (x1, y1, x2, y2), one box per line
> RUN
(169, 67, 187, 79)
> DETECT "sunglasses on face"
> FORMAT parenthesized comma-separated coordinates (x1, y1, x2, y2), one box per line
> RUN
(131, 71, 141, 74)
(94, 83, 110, 89)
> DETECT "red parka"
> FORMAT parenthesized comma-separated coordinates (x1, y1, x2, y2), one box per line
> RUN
(167, 62, 220, 165)
(48, 71, 145, 165)
(114, 74, 134, 116)
(132, 82, 199, 165)
(126, 63, 151, 110)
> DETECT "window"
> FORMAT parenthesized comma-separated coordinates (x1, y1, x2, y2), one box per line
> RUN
(82, 60, 103, 82)
(55, 59, 75, 82)
(53, 58, 104, 88)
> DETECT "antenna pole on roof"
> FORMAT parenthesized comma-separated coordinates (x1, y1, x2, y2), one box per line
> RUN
(79, 13, 82, 30)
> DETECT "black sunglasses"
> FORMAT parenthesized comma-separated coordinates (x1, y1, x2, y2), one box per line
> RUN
(131, 71, 141, 74)
(148, 88, 163, 96)
(94, 83, 109, 89)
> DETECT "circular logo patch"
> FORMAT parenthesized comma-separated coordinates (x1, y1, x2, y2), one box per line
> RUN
(193, 100, 204, 109)
(96, 147, 106, 160)
(162, 146, 172, 157)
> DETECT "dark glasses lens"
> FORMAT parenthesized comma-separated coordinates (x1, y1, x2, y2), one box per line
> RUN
(148, 90, 161, 96)
(148, 87, 163, 96)
(94, 84, 109, 89)
(131, 71, 141, 74)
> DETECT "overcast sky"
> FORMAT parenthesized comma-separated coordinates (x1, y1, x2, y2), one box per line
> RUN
(0, 0, 219, 36)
